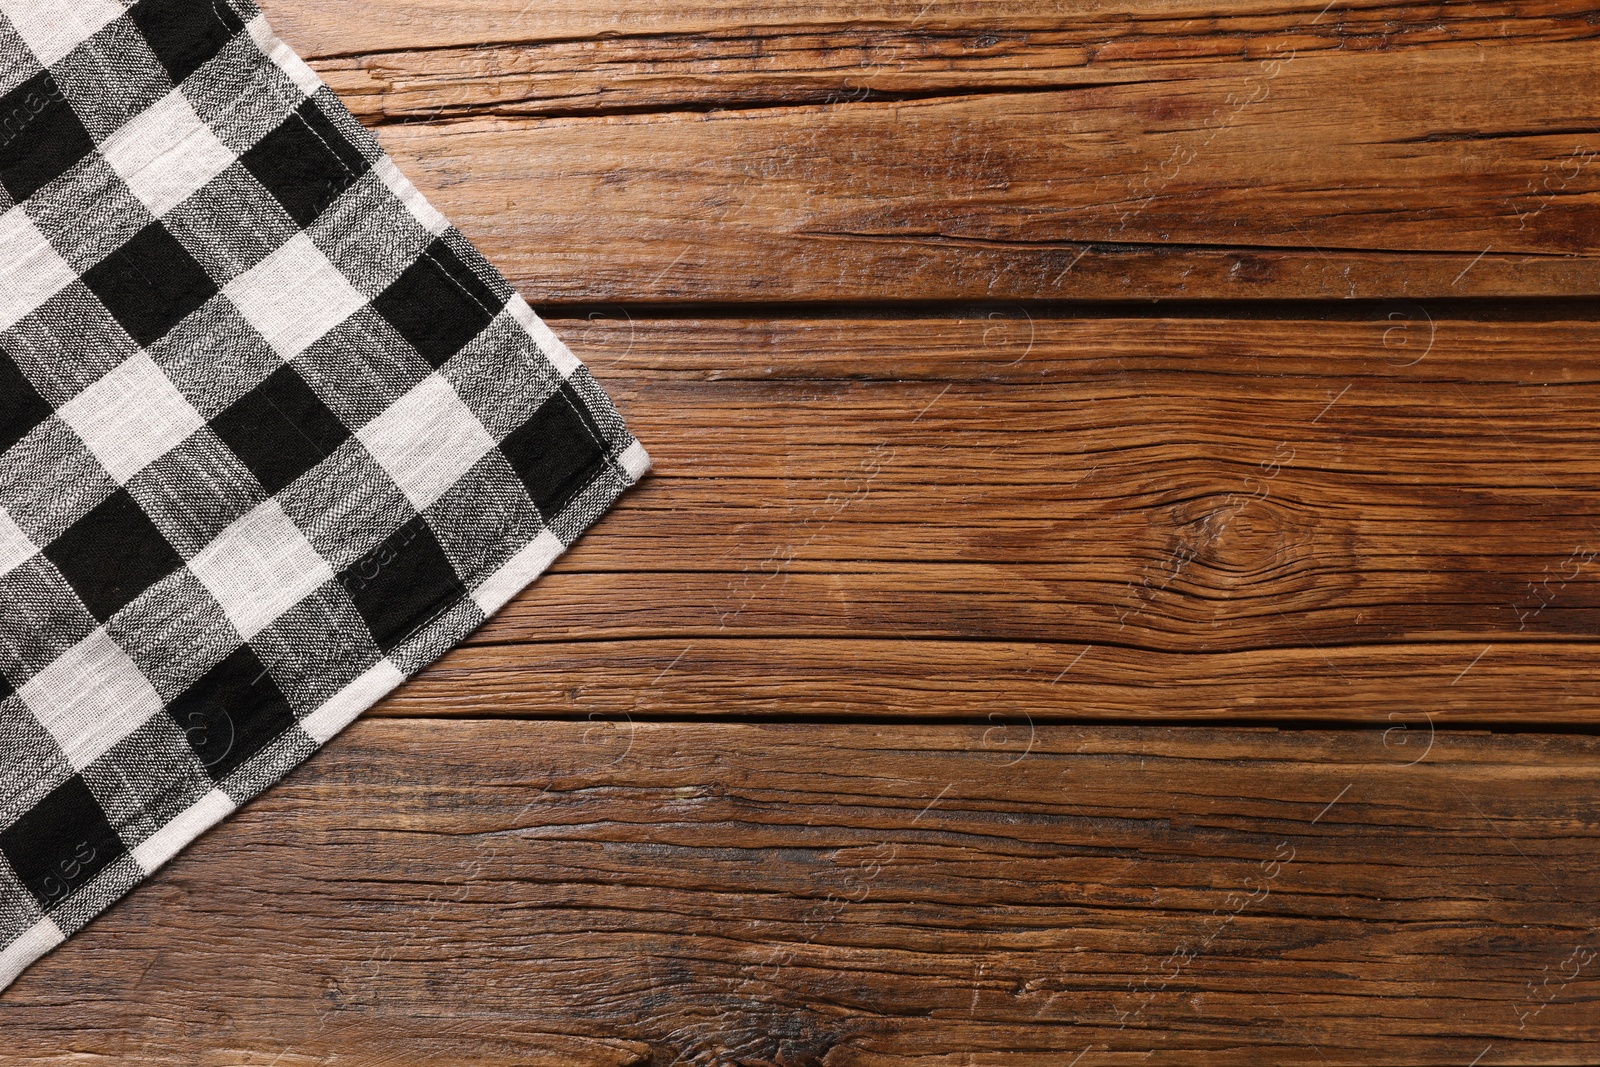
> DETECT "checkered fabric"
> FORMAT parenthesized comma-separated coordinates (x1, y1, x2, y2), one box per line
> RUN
(0, 0, 650, 991)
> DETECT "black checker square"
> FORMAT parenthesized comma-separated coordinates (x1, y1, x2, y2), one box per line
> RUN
(81, 222, 218, 347)
(0, 775, 126, 910)
(43, 488, 184, 623)
(372, 237, 504, 368)
(165, 645, 297, 782)
(337, 515, 465, 652)
(211, 364, 351, 495)
(499, 383, 608, 519)
(0, 72, 94, 204)
(239, 99, 370, 229)
(129, 0, 247, 85)
(0, 348, 52, 455)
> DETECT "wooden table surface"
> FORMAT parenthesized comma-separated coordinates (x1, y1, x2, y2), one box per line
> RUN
(9, 2, 1600, 1063)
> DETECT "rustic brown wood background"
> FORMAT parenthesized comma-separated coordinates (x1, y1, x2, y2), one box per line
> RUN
(8, 1, 1600, 1063)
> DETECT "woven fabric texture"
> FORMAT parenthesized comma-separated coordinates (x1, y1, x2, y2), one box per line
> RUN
(0, 0, 649, 991)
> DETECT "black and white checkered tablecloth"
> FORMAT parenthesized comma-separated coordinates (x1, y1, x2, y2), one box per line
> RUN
(0, 0, 649, 991)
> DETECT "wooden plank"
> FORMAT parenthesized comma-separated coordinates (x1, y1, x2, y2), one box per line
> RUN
(371, 43, 1600, 303)
(265, 0, 1600, 65)
(376, 314, 1600, 723)
(391, 638, 1600, 725)
(258, 0, 1600, 301)
(267, 0, 1173, 54)
(293, 1, 1600, 120)
(6, 720, 1597, 1064)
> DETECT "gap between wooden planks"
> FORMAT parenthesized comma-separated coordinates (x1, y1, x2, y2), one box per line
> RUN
(4, 720, 1596, 1065)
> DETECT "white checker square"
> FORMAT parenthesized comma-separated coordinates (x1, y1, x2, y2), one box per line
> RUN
(187, 499, 334, 640)
(0, 0, 121, 66)
(507, 294, 581, 378)
(471, 529, 563, 616)
(246, 14, 322, 98)
(57, 352, 204, 483)
(374, 157, 448, 236)
(0, 207, 75, 332)
(0, 919, 63, 990)
(20, 628, 164, 770)
(298, 659, 403, 744)
(99, 89, 236, 218)
(222, 233, 365, 359)
(130, 788, 236, 874)
(0, 505, 36, 577)
(357, 375, 496, 510)
(618, 439, 652, 482)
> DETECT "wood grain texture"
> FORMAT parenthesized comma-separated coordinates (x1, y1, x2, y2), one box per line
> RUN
(259, 0, 1600, 302)
(8, 3, 1597, 1063)
(365, 312, 1600, 725)
(261, 0, 1478, 55)
(5, 721, 1598, 1065)
(300, 1, 1600, 121)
